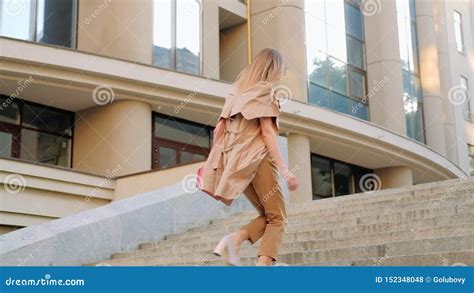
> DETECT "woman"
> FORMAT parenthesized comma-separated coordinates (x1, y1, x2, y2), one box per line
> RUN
(198, 48, 298, 266)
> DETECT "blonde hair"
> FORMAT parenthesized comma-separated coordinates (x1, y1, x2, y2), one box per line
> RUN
(233, 48, 287, 95)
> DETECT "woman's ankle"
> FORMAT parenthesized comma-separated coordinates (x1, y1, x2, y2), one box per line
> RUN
(256, 255, 274, 266)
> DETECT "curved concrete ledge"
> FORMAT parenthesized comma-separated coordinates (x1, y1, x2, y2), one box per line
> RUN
(0, 182, 253, 266)
(0, 37, 465, 184)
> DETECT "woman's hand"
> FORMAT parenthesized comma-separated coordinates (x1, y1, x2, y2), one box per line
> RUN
(281, 167, 298, 191)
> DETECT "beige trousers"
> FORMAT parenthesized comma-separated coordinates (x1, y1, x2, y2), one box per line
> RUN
(240, 153, 287, 261)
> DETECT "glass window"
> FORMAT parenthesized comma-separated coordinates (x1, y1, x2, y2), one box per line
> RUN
(397, 0, 424, 143)
(347, 36, 364, 69)
(0, 0, 77, 48)
(152, 0, 173, 69)
(154, 115, 210, 148)
(153, 0, 201, 75)
(159, 146, 177, 169)
(344, 2, 364, 40)
(311, 156, 333, 200)
(304, 0, 367, 120)
(330, 92, 349, 114)
(350, 99, 368, 120)
(22, 103, 73, 135)
(454, 11, 464, 53)
(304, 0, 327, 53)
(308, 51, 329, 87)
(461, 76, 471, 121)
(0, 131, 13, 158)
(334, 162, 352, 196)
(0, 95, 74, 167)
(311, 153, 373, 199)
(153, 113, 211, 169)
(309, 83, 330, 108)
(181, 151, 205, 164)
(326, 0, 347, 62)
(349, 69, 365, 99)
(20, 129, 71, 167)
(0, 98, 20, 124)
(329, 57, 347, 95)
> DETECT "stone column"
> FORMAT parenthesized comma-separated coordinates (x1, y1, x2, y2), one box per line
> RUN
(73, 100, 152, 177)
(250, 0, 312, 202)
(364, 0, 407, 135)
(434, 0, 459, 164)
(374, 166, 413, 189)
(415, 0, 447, 156)
(287, 133, 313, 203)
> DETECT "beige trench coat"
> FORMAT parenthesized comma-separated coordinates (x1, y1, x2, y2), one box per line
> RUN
(198, 81, 282, 206)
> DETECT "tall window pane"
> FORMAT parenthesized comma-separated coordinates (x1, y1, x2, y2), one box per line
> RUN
(454, 11, 464, 53)
(305, 0, 367, 121)
(176, 0, 201, 74)
(397, 0, 424, 143)
(0, 95, 74, 167)
(153, 0, 173, 69)
(153, 0, 202, 75)
(311, 156, 333, 200)
(36, 0, 76, 47)
(0, 0, 34, 39)
(0, 0, 76, 48)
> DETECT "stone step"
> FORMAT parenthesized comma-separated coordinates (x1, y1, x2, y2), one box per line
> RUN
(139, 211, 473, 249)
(218, 184, 474, 222)
(177, 250, 474, 267)
(164, 202, 474, 241)
(198, 193, 473, 229)
(112, 223, 471, 260)
(90, 235, 473, 266)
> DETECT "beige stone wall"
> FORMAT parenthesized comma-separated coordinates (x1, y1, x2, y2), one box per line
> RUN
(114, 161, 203, 200)
(77, 0, 152, 63)
(0, 158, 114, 234)
(73, 100, 152, 177)
(219, 22, 248, 82)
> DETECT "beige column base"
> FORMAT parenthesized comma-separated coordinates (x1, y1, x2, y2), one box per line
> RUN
(287, 133, 312, 204)
(73, 100, 152, 177)
(374, 166, 413, 189)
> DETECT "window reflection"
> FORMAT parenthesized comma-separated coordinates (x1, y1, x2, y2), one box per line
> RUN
(153, 0, 201, 75)
(311, 153, 373, 200)
(397, 0, 425, 143)
(305, 0, 367, 120)
(0, 0, 76, 48)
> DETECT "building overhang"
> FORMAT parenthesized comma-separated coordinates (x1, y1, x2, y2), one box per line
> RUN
(0, 37, 466, 183)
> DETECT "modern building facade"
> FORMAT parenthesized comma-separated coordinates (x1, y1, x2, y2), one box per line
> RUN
(0, 0, 473, 234)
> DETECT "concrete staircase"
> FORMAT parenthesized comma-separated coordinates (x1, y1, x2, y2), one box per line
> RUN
(88, 177, 474, 266)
